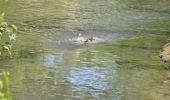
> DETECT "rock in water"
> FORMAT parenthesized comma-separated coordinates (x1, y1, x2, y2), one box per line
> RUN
(159, 40, 170, 70)
(168, 72, 170, 80)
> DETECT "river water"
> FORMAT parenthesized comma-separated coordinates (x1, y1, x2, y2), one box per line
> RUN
(0, 0, 170, 100)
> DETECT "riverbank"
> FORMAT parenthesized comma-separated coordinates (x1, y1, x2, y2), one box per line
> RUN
(159, 40, 170, 69)
(159, 40, 170, 79)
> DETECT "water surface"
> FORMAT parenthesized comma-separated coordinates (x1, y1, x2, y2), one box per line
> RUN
(0, 0, 170, 100)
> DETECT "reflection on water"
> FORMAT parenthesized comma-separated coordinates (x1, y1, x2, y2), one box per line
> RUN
(0, 0, 170, 100)
(67, 67, 114, 91)
(44, 53, 63, 68)
(67, 67, 112, 99)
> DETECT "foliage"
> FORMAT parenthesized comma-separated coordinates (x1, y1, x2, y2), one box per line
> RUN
(0, 13, 17, 56)
(0, 71, 12, 100)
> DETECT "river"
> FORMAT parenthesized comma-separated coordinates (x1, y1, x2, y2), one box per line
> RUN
(0, 0, 170, 100)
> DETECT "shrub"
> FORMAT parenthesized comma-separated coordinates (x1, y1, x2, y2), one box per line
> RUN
(0, 13, 17, 56)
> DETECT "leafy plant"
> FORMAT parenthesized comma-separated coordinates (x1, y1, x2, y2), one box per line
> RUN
(0, 13, 17, 56)
(0, 71, 12, 100)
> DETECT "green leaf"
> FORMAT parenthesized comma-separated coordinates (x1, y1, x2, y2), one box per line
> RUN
(2, 98, 7, 100)
(0, 13, 17, 57)
(3, 45, 11, 55)
(0, 27, 4, 32)
(5, 28, 12, 34)
(11, 24, 17, 32)
(0, 13, 4, 22)
(9, 34, 16, 41)
(0, 92, 5, 98)
(0, 32, 2, 36)
(1, 22, 7, 27)
(0, 80, 3, 91)
(1, 13, 5, 17)
(3, 45, 9, 50)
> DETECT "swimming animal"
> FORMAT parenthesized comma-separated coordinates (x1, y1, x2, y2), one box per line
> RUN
(84, 37, 95, 43)
(76, 34, 95, 43)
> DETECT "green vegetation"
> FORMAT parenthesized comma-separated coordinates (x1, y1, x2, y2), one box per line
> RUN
(0, 72, 12, 100)
(0, 13, 17, 56)
(0, 2, 17, 99)
(0, 1, 17, 100)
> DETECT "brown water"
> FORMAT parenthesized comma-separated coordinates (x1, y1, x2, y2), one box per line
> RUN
(0, 0, 170, 100)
